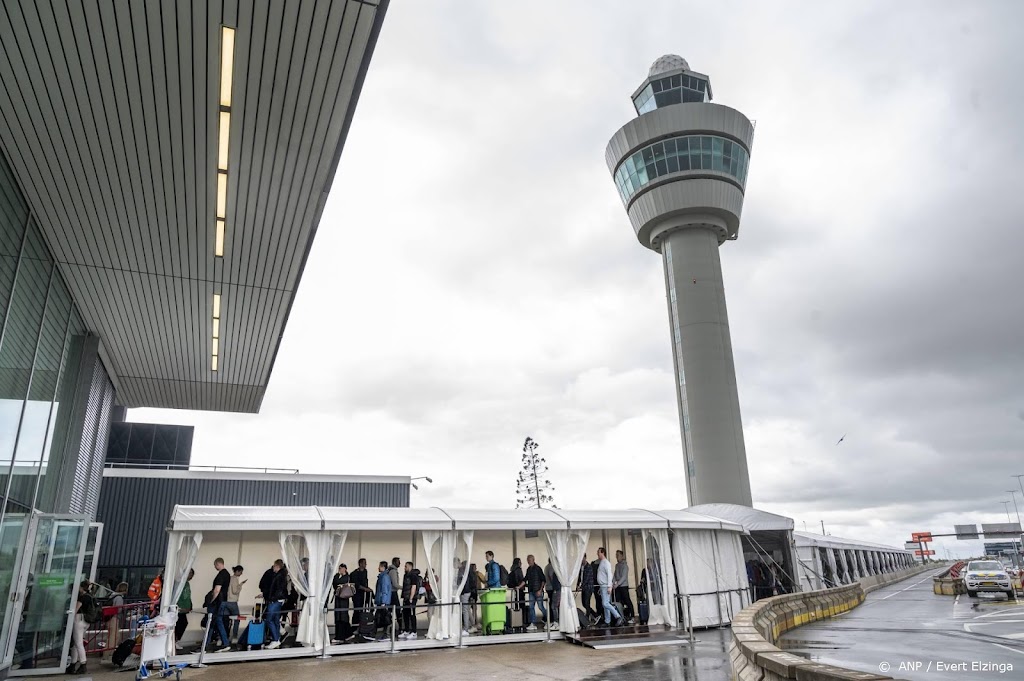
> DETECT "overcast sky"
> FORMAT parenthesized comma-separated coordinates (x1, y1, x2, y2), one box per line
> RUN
(135, 0, 1024, 557)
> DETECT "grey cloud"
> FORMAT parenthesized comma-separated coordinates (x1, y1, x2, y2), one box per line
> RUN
(130, 1, 1024, 555)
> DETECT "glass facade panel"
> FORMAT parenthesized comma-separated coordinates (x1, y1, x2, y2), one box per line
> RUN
(0, 153, 92, 522)
(632, 74, 709, 114)
(613, 134, 750, 203)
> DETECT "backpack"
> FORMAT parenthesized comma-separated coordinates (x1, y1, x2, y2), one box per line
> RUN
(83, 597, 102, 625)
(498, 564, 510, 587)
(112, 638, 136, 667)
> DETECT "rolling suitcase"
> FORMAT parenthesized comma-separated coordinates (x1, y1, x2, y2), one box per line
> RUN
(357, 601, 378, 641)
(246, 621, 265, 649)
(638, 602, 650, 625)
(247, 600, 266, 650)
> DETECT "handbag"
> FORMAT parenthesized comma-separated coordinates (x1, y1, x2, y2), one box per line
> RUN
(337, 583, 356, 599)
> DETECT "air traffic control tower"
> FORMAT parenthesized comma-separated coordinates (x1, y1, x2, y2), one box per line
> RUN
(606, 55, 754, 506)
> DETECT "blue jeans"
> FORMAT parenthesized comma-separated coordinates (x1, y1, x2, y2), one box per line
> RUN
(266, 601, 283, 642)
(599, 588, 621, 625)
(222, 601, 240, 640)
(527, 591, 547, 625)
(213, 602, 230, 646)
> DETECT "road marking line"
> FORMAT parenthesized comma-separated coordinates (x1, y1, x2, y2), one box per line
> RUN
(876, 575, 934, 601)
(991, 642, 1024, 657)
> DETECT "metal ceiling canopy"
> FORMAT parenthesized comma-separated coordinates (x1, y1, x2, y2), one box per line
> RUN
(0, 0, 388, 412)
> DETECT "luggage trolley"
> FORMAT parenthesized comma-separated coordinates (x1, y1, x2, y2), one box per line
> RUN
(137, 614, 189, 681)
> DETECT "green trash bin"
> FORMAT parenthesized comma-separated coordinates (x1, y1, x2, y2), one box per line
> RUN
(480, 588, 508, 635)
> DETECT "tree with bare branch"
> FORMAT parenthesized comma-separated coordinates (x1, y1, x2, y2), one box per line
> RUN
(516, 436, 556, 509)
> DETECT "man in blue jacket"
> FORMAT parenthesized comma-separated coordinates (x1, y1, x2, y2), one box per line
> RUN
(484, 551, 501, 588)
(374, 561, 393, 638)
(374, 561, 393, 605)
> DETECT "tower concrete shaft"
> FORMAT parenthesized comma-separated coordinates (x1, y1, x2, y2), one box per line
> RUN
(605, 56, 754, 506)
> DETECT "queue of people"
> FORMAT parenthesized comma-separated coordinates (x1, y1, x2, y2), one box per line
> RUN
(176, 546, 648, 652)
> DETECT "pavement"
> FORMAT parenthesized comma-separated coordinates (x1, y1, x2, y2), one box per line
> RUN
(69, 628, 736, 681)
(779, 569, 1024, 679)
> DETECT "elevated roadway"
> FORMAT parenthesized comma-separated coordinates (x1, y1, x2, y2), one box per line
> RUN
(779, 568, 1023, 679)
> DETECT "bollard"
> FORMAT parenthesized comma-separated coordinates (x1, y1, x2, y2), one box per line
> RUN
(190, 612, 214, 668)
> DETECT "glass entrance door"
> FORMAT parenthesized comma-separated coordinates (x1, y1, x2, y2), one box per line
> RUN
(5, 513, 88, 676)
(0, 515, 30, 671)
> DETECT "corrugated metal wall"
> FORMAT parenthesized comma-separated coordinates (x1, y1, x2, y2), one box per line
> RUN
(96, 476, 410, 567)
(70, 355, 115, 516)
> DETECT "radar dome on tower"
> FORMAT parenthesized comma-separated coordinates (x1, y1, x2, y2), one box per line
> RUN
(649, 54, 690, 76)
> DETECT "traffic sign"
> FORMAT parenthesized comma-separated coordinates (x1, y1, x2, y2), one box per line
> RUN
(911, 532, 933, 542)
(914, 549, 936, 556)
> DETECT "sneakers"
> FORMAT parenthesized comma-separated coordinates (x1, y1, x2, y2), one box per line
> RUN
(407, 633, 417, 640)
(398, 632, 409, 640)
(526, 623, 537, 632)
(546, 622, 557, 630)
(462, 630, 470, 637)
(330, 639, 341, 645)
(216, 645, 232, 653)
(266, 640, 281, 650)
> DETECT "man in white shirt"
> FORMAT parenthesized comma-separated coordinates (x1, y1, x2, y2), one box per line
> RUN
(596, 548, 624, 627)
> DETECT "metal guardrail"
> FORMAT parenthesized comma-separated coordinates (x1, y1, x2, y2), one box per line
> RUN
(104, 462, 300, 474)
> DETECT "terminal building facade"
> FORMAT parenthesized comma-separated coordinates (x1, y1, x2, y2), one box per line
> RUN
(0, 0, 390, 674)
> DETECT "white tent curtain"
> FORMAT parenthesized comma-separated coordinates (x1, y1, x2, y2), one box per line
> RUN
(168, 531, 203, 607)
(671, 529, 724, 628)
(421, 530, 474, 640)
(825, 548, 839, 587)
(851, 551, 862, 579)
(161, 531, 202, 657)
(835, 548, 850, 584)
(640, 529, 677, 627)
(279, 531, 319, 645)
(316, 531, 347, 649)
(543, 529, 589, 635)
(714, 532, 747, 620)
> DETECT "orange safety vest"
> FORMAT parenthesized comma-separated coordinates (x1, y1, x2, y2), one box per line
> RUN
(148, 575, 163, 601)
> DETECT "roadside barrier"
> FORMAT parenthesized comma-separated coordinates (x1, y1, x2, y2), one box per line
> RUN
(729, 564, 934, 681)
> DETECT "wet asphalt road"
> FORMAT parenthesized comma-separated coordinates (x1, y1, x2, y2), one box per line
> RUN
(779, 569, 1024, 679)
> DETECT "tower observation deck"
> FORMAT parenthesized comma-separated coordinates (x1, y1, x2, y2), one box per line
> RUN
(605, 56, 754, 506)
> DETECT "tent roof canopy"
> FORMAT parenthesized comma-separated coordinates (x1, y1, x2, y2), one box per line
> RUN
(686, 503, 796, 532)
(168, 505, 747, 533)
(794, 530, 909, 553)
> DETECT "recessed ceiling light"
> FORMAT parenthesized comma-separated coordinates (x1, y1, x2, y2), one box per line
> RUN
(218, 111, 230, 171)
(213, 293, 221, 319)
(215, 219, 225, 257)
(212, 355, 219, 371)
(220, 27, 235, 108)
(216, 172, 227, 219)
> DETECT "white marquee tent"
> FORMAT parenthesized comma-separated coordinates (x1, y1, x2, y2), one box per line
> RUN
(794, 531, 913, 591)
(159, 506, 748, 662)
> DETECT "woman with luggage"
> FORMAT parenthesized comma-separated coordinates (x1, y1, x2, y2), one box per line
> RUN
(331, 563, 354, 643)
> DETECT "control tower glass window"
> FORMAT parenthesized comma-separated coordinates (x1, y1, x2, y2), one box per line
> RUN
(633, 74, 709, 114)
(613, 135, 749, 203)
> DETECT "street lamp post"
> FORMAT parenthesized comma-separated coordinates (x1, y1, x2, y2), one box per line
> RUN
(1007, 490, 1022, 528)
(410, 476, 433, 491)
(1001, 501, 1013, 524)
(1014, 474, 1024, 502)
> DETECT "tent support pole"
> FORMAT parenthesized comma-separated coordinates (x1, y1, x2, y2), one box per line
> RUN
(686, 595, 694, 644)
(191, 613, 213, 668)
(318, 606, 330, 659)
(387, 604, 398, 654)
